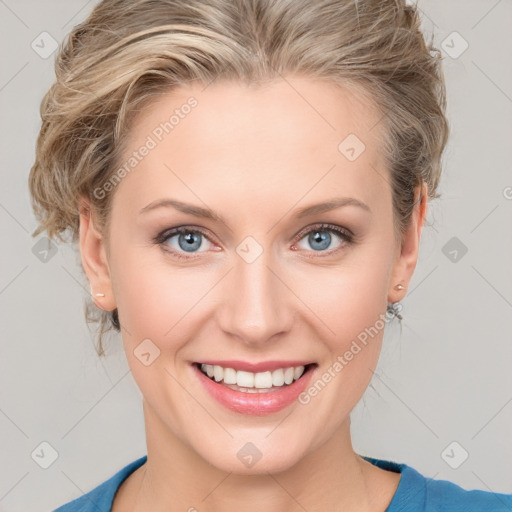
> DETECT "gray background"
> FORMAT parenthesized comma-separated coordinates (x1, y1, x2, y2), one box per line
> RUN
(1, 1, 511, 510)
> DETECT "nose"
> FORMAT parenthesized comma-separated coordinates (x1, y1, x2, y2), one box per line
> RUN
(216, 244, 294, 347)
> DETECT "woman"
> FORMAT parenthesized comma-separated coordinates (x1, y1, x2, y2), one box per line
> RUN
(29, 0, 512, 511)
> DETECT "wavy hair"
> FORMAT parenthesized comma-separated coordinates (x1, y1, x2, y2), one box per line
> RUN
(29, 0, 449, 355)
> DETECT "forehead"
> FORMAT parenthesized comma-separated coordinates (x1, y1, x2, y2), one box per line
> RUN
(114, 76, 389, 216)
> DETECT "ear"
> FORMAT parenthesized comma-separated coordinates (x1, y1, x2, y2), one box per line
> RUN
(78, 196, 116, 311)
(387, 182, 428, 303)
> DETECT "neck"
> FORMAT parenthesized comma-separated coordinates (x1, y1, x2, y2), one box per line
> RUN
(127, 400, 389, 512)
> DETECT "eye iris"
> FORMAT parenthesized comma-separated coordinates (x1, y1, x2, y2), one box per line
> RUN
(309, 230, 331, 251)
(179, 232, 202, 252)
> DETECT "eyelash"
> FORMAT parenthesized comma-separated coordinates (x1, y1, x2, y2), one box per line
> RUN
(153, 223, 354, 261)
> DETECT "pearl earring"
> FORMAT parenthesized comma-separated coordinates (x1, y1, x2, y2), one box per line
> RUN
(90, 284, 105, 298)
(394, 284, 404, 290)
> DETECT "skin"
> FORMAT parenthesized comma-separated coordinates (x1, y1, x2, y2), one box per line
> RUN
(79, 76, 427, 512)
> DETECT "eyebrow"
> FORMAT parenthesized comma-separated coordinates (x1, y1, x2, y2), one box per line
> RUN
(139, 196, 371, 222)
(295, 197, 371, 217)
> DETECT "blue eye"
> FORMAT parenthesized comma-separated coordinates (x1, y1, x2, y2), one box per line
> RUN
(154, 223, 354, 260)
(156, 227, 213, 258)
(293, 223, 353, 255)
(303, 230, 335, 251)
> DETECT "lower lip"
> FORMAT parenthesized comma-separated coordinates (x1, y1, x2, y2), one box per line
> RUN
(192, 364, 317, 415)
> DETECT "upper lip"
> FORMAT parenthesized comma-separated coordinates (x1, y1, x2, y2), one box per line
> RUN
(195, 360, 316, 372)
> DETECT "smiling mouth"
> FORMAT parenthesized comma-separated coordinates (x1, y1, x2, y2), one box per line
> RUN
(193, 362, 317, 393)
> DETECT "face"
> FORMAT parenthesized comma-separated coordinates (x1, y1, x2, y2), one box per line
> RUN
(81, 76, 425, 474)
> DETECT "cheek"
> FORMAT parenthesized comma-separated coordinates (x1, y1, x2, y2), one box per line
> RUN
(292, 259, 392, 431)
(110, 222, 394, 351)
(113, 256, 173, 335)
(110, 244, 213, 352)
(110, 247, 205, 418)
(291, 254, 392, 345)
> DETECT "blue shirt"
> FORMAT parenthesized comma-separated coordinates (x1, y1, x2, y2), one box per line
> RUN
(53, 454, 512, 511)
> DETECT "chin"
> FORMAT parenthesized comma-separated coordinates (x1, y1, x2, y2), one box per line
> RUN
(190, 431, 310, 476)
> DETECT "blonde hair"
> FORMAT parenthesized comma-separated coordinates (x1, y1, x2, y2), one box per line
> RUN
(29, 0, 449, 356)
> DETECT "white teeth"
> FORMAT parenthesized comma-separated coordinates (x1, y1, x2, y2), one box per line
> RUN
(254, 371, 272, 389)
(272, 369, 285, 386)
(199, 363, 308, 389)
(236, 370, 254, 388)
(223, 367, 237, 385)
(213, 365, 223, 382)
(284, 367, 294, 385)
(294, 366, 305, 380)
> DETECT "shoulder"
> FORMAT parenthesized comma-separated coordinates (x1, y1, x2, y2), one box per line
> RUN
(52, 455, 147, 512)
(422, 475, 512, 512)
(362, 455, 512, 512)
